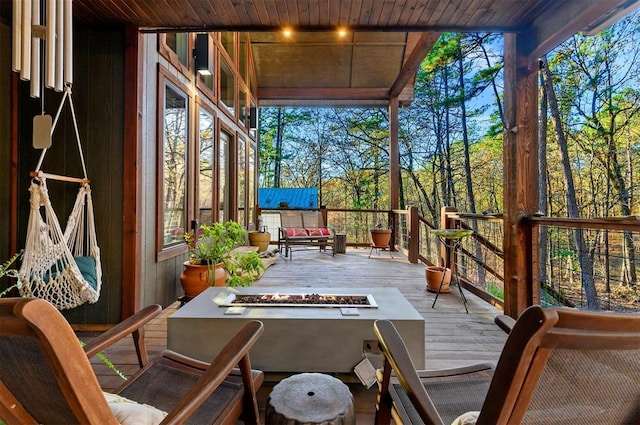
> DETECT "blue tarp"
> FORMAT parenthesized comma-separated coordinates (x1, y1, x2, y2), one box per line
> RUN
(258, 188, 318, 209)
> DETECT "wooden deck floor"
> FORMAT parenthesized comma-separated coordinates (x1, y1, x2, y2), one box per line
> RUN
(86, 247, 508, 424)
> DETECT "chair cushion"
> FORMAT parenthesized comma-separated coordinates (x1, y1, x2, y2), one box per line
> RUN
(287, 228, 309, 237)
(307, 228, 330, 236)
(104, 392, 168, 425)
(451, 411, 479, 425)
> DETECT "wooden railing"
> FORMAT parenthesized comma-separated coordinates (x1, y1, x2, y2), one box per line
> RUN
(432, 210, 640, 312)
(256, 206, 640, 312)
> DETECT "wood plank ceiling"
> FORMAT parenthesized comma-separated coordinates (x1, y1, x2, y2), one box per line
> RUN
(2, 0, 637, 106)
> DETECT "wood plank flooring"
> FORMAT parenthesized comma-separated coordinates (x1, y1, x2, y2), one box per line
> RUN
(84, 247, 508, 424)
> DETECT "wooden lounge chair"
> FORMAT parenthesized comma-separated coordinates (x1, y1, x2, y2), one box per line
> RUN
(374, 305, 640, 425)
(0, 297, 264, 425)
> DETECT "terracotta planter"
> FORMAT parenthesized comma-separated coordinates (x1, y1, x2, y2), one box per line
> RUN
(248, 231, 271, 252)
(370, 229, 391, 247)
(179, 261, 226, 298)
(425, 266, 451, 293)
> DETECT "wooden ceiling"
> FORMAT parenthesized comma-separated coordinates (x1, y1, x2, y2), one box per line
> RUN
(2, 0, 637, 106)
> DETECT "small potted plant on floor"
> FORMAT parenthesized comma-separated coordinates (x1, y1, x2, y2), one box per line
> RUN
(425, 265, 451, 293)
(180, 221, 264, 298)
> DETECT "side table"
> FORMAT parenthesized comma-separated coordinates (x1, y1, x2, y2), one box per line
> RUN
(335, 233, 347, 254)
(265, 373, 355, 425)
(431, 229, 474, 313)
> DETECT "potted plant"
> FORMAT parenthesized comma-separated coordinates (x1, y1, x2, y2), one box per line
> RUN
(248, 217, 271, 252)
(181, 221, 265, 298)
(425, 265, 451, 293)
(370, 224, 392, 248)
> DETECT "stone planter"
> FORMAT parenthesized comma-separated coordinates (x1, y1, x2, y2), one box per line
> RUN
(248, 231, 271, 252)
(425, 266, 451, 293)
(179, 261, 226, 298)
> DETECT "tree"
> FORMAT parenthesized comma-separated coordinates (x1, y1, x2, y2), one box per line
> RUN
(541, 57, 599, 309)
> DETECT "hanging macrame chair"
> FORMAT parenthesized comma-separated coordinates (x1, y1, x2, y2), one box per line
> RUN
(18, 87, 102, 310)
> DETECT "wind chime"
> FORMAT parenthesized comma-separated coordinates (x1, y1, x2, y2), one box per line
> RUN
(12, 0, 73, 148)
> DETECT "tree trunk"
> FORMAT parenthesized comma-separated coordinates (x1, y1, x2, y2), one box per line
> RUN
(541, 58, 599, 310)
(274, 108, 283, 188)
(538, 62, 549, 293)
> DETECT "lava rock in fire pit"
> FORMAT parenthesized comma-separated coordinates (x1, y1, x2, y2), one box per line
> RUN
(232, 293, 370, 305)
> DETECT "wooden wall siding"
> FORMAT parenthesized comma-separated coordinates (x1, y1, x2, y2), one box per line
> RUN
(15, 27, 125, 325)
(0, 23, 11, 267)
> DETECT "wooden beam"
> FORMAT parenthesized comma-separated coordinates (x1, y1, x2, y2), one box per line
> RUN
(389, 96, 399, 211)
(122, 26, 142, 319)
(503, 34, 538, 318)
(525, 0, 636, 60)
(389, 32, 440, 98)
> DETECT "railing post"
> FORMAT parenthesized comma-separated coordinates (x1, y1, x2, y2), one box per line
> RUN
(320, 206, 328, 227)
(388, 209, 396, 252)
(254, 205, 262, 231)
(408, 206, 419, 263)
(440, 206, 457, 270)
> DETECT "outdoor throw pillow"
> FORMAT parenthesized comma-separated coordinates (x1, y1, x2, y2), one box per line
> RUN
(307, 228, 330, 236)
(451, 411, 479, 425)
(104, 392, 168, 425)
(287, 228, 308, 237)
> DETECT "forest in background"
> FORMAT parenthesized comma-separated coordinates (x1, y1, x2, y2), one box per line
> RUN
(258, 12, 640, 309)
(258, 12, 640, 228)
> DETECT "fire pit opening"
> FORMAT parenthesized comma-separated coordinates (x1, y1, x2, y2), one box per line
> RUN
(219, 293, 378, 308)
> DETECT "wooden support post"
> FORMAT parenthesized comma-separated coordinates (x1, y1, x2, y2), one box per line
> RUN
(255, 206, 262, 230)
(320, 206, 328, 228)
(503, 34, 539, 318)
(407, 206, 419, 264)
(122, 26, 142, 319)
(389, 96, 399, 211)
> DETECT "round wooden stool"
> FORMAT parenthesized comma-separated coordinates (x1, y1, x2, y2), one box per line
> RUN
(265, 373, 355, 425)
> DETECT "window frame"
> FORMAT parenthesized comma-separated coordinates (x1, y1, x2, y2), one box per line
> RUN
(156, 69, 192, 261)
(197, 102, 217, 225)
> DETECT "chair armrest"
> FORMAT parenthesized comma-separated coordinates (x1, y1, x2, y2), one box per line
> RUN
(494, 314, 516, 334)
(415, 363, 494, 379)
(160, 320, 264, 424)
(83, 304, 162, 367)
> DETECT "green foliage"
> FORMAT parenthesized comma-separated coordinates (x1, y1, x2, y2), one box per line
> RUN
(256, 13, 640, 230)
(486, 284, 504, 300)
(0, 250, 23, 297)
(79, 340, 126, 381)
(186, 221, 264, 286)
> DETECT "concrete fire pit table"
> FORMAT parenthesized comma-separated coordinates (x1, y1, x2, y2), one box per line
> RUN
(167, 286, 425, 373)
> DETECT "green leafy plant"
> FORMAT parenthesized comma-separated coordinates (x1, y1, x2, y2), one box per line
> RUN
(0, 250, 23, 297)
(184, 221, 264, 287)
(79, 340, 126, 381)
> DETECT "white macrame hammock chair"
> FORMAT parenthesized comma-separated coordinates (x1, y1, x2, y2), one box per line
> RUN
(18, 87, 102, 310)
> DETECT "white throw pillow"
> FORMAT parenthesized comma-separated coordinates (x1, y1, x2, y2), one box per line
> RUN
(104, 392, 168, 425)
(451, 411, 479, 425)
